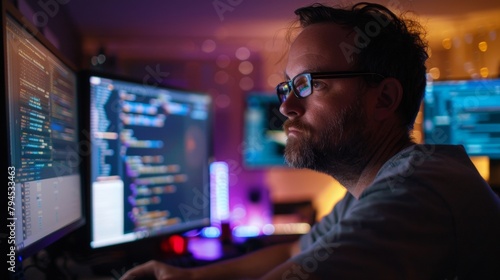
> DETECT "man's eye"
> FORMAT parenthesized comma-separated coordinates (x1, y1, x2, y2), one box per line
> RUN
(312, 80, 327, 90)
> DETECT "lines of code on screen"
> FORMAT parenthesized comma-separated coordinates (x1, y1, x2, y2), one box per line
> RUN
(89, 76, 211, 248)
(424, 79, 500, 158)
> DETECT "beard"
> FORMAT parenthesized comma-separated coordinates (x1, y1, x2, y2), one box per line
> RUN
(283, 97, 371, 183)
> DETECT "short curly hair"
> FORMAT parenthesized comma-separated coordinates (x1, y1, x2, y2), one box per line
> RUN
(293, 2, 428, 131)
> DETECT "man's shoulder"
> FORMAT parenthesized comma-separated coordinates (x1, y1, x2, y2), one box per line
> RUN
(358, 143, 500, 235)
(378, 144, 473, 177)
(368, 144, 488, 193)
(359, 143, 499, 223)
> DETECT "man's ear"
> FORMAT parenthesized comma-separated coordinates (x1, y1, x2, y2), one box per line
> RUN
(373, 77, 403, 121)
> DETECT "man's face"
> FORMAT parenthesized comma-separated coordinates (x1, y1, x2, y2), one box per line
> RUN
(280, 23, 373, 177)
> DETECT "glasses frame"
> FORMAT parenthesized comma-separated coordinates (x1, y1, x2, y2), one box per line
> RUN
(276, 71, 385, 104)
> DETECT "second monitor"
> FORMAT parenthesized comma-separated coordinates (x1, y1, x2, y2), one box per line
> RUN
(82, 73, 212, 250)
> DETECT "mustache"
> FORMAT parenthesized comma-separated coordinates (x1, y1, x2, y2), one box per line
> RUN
(283, 119, 311, 133)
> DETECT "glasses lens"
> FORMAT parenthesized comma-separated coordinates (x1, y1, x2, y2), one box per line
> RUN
(293, 74, 312, 98)
(277, 82, 290, 103)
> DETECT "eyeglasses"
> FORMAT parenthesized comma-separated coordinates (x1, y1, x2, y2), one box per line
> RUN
(276, 71, 385, 104)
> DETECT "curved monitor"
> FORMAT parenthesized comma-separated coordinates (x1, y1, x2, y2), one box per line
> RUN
(81, 72, 212, 250)
(1, 1, 85, 262)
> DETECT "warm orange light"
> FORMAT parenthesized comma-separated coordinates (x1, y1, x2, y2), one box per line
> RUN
(480, 67, 489, 78)
(442, 38, 452, 50)
(471, 156, 490, 182)
(313, 181, 346, 221)
(429, 67, 441, 80)
(412, 130, 423, 144)
(478, 41, 488, 52)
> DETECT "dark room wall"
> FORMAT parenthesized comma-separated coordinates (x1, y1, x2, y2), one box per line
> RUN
(13, 0, 82, 66)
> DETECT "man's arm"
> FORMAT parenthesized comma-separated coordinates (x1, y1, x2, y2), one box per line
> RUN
(191, 241, 300, 279)
(120, 240, 301, 280)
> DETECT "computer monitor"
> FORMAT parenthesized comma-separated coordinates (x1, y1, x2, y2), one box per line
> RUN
(80, 72, 212, 250)
(243, 93, 287, 168)
(423, 78, 500, 159)
(1, 0, 85, 266)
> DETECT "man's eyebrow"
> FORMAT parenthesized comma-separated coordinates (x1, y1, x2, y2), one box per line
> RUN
(283, 68, 321, 80)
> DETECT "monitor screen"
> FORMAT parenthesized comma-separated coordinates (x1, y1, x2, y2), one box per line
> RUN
(243, 93, 287, 168)
(2, 4, 84, 260)
(423, 78, 500, 158)
(84, 73, 212, 249)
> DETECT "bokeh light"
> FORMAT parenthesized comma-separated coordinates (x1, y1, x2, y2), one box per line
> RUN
(478, 41, 487, 52)
(238, 61, 254, 75)
(442, 38, 452, 50)
(201, 39, 216, 53)
(480, 67, 489, 78)
(235, 47, 251, 60)
(429, 67, 440, 80)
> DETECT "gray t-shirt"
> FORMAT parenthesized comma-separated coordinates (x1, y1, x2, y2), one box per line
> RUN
(290, 144, 500, 280)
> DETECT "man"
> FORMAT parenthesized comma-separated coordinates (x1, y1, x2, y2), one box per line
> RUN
(121, 2, 500, 279)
